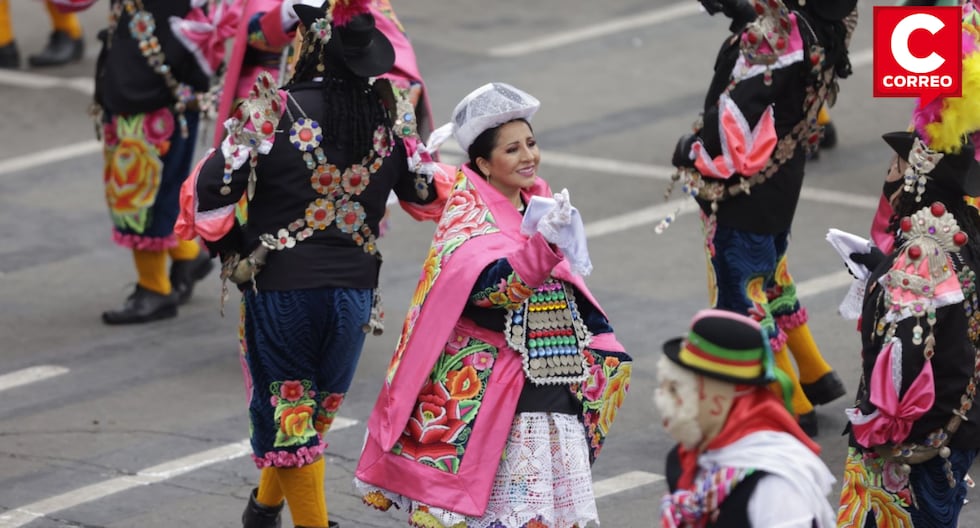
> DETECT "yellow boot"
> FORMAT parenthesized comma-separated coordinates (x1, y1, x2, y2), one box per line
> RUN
(771, 345, 818, 437)
(785, 323, 846, 405)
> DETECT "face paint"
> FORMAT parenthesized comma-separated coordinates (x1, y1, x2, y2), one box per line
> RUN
(655, 356, 739, 450)
(655, 356, 703, 448)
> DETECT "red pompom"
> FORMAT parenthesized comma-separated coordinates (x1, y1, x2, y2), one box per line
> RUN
(900, 217, 913, 232)
(909, 245, 922, 260)
(331, 0, 370, 27)
(954, 232, 968, 246)
(931, 202, 946, 217)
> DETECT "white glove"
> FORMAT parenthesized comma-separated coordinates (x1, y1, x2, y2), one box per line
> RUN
(537, 188, 573, 246)
(520, 189, 593, 276)
(281, 0, 323, 31)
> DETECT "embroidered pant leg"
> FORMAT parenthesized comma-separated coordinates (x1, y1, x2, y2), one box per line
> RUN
(767, 231, 834, 384)
(707, 225, 812, 415)
(243, 287, 370, 467)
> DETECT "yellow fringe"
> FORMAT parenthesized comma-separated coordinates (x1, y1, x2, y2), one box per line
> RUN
(924, 51, 980, 153)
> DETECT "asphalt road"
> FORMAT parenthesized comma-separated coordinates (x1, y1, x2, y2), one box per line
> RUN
(3, 1, 977, 527)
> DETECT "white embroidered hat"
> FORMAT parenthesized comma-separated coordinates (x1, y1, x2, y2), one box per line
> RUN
(428, 82, 540, 155)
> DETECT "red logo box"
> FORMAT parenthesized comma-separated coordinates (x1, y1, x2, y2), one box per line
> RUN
(873, 6, 962, 106)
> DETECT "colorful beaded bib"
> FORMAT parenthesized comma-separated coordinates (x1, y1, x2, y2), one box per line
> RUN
(505, 280, 592, 385)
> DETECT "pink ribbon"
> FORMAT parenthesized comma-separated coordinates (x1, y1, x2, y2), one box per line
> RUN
(851, 340, 935, 447)
(693, 95, 777, 180)
(170, 2, 243, 77)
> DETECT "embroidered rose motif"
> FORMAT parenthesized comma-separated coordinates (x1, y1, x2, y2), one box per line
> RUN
(280, 405, 315, 437)
(407, 382, 467, 444)
(433, 187, 491, 242)
(881, 459, 911, 492)
(506, 279, 533, 304)
(280, 380, 305, 402)
(142, 108, 175, 151)
(463, 351, 494, 371)
(446, 366, 481, 400)
(104, 136, 162, 226)
(321, 392, 344, 413)
(582, 363, 607, 402)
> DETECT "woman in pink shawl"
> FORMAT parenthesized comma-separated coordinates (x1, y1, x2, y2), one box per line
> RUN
(354, 83, 633, 528)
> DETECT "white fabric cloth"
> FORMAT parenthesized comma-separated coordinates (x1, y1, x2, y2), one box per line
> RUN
(826, 229, 873, 320)
(698, 431, 837, 528)
(281, 0, 324, 31)
(427, 83, 540, 154)
(354, 412, 598, 528)
(520, 189, 593, 276)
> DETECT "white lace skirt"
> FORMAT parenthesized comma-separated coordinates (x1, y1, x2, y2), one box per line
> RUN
(355, 412, 599, 528)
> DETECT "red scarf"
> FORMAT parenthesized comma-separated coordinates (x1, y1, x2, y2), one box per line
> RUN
(675, 387, 820, 490)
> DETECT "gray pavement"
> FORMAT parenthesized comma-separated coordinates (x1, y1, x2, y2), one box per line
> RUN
(2, 1, 977, 527)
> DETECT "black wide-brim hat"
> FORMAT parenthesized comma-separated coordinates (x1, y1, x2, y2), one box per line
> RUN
(294, 4, 396, 78)
(785, 0, 857, 22)
(661, 309, 775, 386)
(883, 131, 980, 197)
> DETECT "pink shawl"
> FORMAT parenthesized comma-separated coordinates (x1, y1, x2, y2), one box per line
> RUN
(355, 165, 624, 515)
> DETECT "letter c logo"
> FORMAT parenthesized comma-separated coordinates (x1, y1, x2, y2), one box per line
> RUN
(891, 13, 946, 73)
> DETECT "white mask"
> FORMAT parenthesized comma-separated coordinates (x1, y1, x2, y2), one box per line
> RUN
(654, 356, 703, 449)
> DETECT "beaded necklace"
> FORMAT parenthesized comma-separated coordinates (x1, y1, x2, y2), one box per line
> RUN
(262, 90, 393, 255)
(104, 0, 215, 138)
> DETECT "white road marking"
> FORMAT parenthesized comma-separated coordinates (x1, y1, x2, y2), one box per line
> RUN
(0, 69, 93, 95)
(797, 270, 855, 300)
(0, 366, 70, 393)
(0, 140, 101, 178)
(488, 3, 703, 57)
(593, 470, 665, 499)
(0, 417, 358, 528)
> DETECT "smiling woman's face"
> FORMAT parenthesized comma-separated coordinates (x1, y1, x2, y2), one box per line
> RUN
(475, 120, 540, 200)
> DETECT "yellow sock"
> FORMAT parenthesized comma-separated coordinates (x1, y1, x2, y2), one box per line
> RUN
(785, 323, 834, 384)
(772, 345, 813, 415)
(168, 238, 201, 261)
(817, 104, 831, 126)
(46, 1, 82, 39)
(278, 457, 328, 527)
(132, 249, 171, 295)
(0, 1, 14, 46)
(256, 467, 284, 508)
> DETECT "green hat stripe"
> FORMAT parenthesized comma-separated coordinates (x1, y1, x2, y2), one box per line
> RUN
(687, 331, 764, 364)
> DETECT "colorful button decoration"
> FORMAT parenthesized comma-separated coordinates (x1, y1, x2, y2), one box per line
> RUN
(507, 280, 591, 384)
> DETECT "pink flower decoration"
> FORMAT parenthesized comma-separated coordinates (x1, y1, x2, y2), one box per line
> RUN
(583, 363, 607, 402)
(143, 108, 175, 146)
(463, 351, 494, 371)
(280, 380, 305, 402)
(882, 459, 910, 492)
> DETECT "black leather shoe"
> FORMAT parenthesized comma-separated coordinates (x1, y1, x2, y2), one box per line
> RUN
(801, 371, 846, 406)
(28, 31, 84, 67)
(0, 41, 20, 69)
(170, 250, 215, 305)
(820, 121, 838, 149)
(798, 411, 818, 438)
(101, 285, 178, 325)
(242, 488, 283, 528)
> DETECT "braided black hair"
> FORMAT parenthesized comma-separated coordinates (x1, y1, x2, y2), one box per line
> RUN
(285, 30, 391, 158)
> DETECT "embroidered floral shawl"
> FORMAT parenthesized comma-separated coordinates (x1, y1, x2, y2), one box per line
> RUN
(355, 165, 629, 516)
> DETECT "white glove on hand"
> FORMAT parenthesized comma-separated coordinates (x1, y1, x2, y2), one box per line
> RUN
(281, 0, 323, 30)
(520, 188, 593, 276)
(537, 188, 573, 246)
